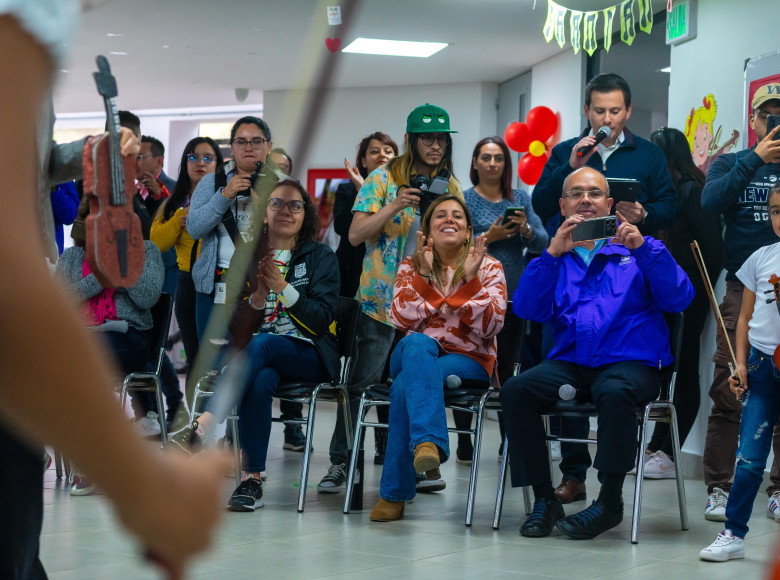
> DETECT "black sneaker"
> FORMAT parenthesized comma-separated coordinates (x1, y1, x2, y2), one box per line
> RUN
(227, 476, 264, 512)
(520, 497, 565, 537)
(283, 424, 307, 452)
(169, 420, 205, 455)
(374, 428, 388, 465)
(556, 499, 623, 540)
(317, 463, 346, 493)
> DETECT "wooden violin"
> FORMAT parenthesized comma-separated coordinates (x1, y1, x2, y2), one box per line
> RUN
(84, 55, 144, 288)
(764, 273, 780, 370)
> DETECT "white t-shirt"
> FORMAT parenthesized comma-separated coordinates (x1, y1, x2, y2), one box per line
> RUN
(736, 241, 780, 356)
(216, 195, 254, 268)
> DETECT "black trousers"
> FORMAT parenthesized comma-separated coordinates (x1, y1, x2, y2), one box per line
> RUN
(0, 423, 46, 579)
(500, 359, 659, 487)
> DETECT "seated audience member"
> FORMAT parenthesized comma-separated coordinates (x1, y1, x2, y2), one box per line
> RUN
(55, 198, 165, 495)
(171, 180, 340, 512)
(500, 167, 693, 540)
(700, 184, 780, 562)
(50, 181, 80, 255)
(369, 194, 506, 522)
(333, 131, 398, 464)
(151, 137, 223, 384)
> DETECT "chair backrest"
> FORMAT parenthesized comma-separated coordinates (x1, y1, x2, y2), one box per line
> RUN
(147, 293, 173, 375)
(335, 297, 361, 382)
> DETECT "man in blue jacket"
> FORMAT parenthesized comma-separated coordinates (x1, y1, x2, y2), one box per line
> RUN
(531, 73, 678, 505)
(699, 82, 780, 522)
(501, 167, 693, 540)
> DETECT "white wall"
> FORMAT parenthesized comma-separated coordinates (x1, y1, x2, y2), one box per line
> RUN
(531, 50, 587, 147)
(668, 0, 780, 477)
(262, 82, 498, 185)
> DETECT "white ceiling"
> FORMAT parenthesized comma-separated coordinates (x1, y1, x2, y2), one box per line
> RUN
(53, 0, 670, 114)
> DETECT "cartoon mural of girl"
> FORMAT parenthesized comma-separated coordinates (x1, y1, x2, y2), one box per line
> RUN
(684, 94, 739, 173)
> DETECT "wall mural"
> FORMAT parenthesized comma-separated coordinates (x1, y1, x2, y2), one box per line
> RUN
(684, 94, 739, 173)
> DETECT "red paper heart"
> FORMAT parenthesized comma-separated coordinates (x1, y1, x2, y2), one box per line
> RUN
(326, 38, 341, 53)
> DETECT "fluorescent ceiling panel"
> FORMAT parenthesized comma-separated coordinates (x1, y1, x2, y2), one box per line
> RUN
(342, 37, 447, 58)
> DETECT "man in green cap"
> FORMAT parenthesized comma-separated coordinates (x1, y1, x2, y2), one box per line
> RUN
(317, 103, 461, 494)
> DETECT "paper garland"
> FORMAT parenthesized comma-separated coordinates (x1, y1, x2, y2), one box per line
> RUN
(543, 0, 654, 54)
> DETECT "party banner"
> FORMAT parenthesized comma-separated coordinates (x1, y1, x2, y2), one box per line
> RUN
(603, 5, 617, 52)
(620, 0, 637, 46)
(582, 12, 599, 57)
(542, 0, 653, 55)
(569, 10, 583, 54)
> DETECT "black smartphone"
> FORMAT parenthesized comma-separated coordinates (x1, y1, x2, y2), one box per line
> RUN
(501, 206, 524, 226)
(571, 215, 618, 243)
(606, 177, 639, 204)
(768, 115, 780, 140)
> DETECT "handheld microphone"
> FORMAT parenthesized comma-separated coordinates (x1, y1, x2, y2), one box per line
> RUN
(576, 126, 612, 157)
(558, 384, 577, 401)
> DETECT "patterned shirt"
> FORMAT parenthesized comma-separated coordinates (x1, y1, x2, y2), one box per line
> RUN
(258, 250, 302, 338)
(352, 166, 415, 325)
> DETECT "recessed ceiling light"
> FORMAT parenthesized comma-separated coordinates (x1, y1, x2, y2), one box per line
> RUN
(342, 37, 447, 58)
(106, 33, 124, 37)
(108, 51, 127, 55)
(658, 66, 671, 73)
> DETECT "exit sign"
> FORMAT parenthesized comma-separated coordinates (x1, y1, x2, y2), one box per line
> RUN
(666, 0, 697, 45)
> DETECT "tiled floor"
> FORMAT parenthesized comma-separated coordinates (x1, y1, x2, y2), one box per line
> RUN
(41, 404, 780, 579)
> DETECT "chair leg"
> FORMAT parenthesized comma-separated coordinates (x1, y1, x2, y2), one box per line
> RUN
(668, 405, 689, 531)
(297, 385, 321, 513)
(493, 434, 510, 529)
(631, 407, 651, 544)
(344, 393, 369, 514)
(465, 393, 492, 526)
(152, 377, 167, 445)
(230, 408, 242, 489)
(542, 415, 554, 482)
(523, 486, 532, 516)
(54, 450, 63, 479)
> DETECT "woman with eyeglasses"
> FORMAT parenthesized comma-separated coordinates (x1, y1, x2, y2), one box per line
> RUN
(172, 179, 340, 512)
(187, 116, 279, 373)
(151, 137, 223, 379)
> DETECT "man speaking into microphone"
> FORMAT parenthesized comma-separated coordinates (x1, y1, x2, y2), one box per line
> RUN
(532, 73, 676, 232)
(529, 73, 678, 507)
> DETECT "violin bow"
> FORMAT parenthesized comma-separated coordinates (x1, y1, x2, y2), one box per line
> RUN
(690, 241, 744, 394)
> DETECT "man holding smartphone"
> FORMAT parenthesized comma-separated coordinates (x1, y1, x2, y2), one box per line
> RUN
(699, 82, 780, 523)
(500, 167, 693, 540)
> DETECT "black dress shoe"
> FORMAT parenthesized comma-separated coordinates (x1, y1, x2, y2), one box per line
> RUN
(556, 499, 623, 540)
(520, 497, 565, 537)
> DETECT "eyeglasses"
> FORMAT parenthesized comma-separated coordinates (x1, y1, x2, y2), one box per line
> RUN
(232, 137, 269, 149)
(187, 154, 216, 164)
(269, 197, 304, 214)
(562, 189, 607, 201)
(418, 134, 448, 147)
(136, 154, 153, 161)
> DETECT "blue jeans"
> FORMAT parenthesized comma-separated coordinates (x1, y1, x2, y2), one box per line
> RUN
(725, 347, 780, 538)
(379, 333, 489, 501)
(208, 333, 328, 473)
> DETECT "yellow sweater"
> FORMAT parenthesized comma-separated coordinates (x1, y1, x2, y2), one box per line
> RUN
(150, 207, 200, 272)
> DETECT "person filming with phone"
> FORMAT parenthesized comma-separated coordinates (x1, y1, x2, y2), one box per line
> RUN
(500, 166, 693, 541)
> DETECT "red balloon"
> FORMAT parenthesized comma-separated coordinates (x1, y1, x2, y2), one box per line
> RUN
(526, 106, 558, 142)
(517, 153, 548, 185)
(504, 122, 532, 153)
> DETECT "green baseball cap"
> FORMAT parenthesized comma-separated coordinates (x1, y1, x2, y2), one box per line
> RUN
(406, 103, 458, 134)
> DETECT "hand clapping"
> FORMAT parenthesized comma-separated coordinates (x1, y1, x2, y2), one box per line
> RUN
(415, 231, 435, 276)
(259, 255, 287, 294)
(464, 234, 488, 282)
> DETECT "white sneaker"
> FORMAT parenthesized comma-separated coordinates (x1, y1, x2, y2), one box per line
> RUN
(704, 487, 729, 522)
(767, 491, 780, 522)
(643, 451, 676, 479)
(628, 450, 652, 476)
(550, 441, 561, 462)
(699, 530, 745, 562)
(135, 412, 162, 437)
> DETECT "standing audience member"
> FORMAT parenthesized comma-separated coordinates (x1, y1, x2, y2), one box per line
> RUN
(459, 136, 547, 462)
(700, 184, 780, 562)
(172, 180, 340, 512)
(501, 167, 692, 540)
(699, 82, 780, 522)
(530, 73, 678, 505)
(333, 131, 398, 464)
(370, 195, 506, 521)
(269, 147, 293, 175)
(637, 127, 723, 478)
(151, 137, 223, 384)
(318, 104, 461, 493)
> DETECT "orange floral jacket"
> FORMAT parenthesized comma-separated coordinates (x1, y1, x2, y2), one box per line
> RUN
(389, 255, 507, 378)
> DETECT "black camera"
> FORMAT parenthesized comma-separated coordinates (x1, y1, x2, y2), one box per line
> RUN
(409, 169, 450, 217)
(239, 161, 264, 198)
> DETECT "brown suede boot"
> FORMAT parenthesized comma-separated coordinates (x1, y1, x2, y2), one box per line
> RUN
(413, 441, 440, 473)
(369, 498, 405, 521)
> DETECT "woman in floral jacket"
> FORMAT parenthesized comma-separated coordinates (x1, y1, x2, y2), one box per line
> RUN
(370, 194, 507, 522)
